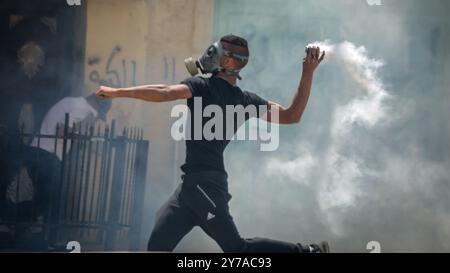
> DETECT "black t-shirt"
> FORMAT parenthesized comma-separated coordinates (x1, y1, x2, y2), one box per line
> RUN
(180, 76, 268, 176)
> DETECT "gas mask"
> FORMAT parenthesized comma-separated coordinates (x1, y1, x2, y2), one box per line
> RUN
(184, 41, 249, 80)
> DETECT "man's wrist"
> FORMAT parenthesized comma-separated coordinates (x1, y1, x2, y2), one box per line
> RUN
(115, 88, 126, 98)
(301, 70, 314, 78)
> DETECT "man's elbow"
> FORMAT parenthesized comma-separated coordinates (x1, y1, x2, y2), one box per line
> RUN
(287, 114, 301, 124)
(154, 86, 175, 102)
(281, 111, 302, 124)
(290, 115, 302, 124)
(161, 84, 190, 102)
(157, 90, 171, 102)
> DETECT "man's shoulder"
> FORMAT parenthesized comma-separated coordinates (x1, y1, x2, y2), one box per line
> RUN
(181, 76, 209, 85)
(241, 89, 259, 99)
(181, 76, 212, 98)
(240, 89, 268, 106)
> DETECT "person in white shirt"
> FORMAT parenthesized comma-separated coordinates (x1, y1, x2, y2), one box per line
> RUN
(31, 94, 111, 160)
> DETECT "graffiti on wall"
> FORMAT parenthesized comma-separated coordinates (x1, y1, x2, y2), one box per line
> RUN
(88, 46, 137, 88)
(88, 46, 179, 88)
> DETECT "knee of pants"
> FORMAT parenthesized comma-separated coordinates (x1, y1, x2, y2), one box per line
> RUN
(219, 237, 247, 253)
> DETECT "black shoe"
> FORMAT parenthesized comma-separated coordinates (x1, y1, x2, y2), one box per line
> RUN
(305, 241, 330, 253)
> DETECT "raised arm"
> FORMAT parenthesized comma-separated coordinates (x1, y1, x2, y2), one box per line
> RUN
(96, 84, 192, 102)
(262, 46, 324, 124)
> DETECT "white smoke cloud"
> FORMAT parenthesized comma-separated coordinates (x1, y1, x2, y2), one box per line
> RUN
(266, 143, 317, 186)
(267, 41, 392, 236)
(307, 41, 390, 135)
(251, 40, 450, 251)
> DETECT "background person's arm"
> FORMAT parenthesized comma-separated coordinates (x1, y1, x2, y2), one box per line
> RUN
(96, 84, 192, 102)
(262, 46, 324, 124)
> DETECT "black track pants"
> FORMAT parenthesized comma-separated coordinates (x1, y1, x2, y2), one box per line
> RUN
(147, 171, 303, 253)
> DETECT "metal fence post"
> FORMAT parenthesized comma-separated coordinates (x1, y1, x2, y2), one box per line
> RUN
(105, 120, 123, 250)
(56, 113, 70, 244)
(130, 136, 149, 250)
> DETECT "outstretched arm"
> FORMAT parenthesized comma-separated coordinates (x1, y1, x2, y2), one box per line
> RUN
(96, 84, 192, 102)
(262, 46, 324, 124)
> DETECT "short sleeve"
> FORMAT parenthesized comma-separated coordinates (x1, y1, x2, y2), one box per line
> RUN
(242, 91, 269, 118)
(180, 76, 208, 97)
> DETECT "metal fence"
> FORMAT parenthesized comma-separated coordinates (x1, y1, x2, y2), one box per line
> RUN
(0, 113, 149, 251)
